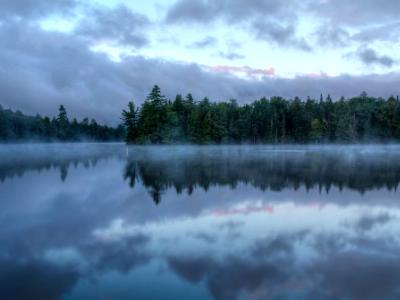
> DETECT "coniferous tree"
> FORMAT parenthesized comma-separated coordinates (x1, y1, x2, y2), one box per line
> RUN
(0, 104, 123, 142)
(122, 102, 139, 143)
(57, 105, 69, 140)
(121, 86, 400, 145)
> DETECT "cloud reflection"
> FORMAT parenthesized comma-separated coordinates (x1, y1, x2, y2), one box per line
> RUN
(0, 145, 400, 299)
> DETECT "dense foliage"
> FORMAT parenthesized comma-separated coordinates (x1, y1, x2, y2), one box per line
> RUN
(123, 86, 400, 144)
(0, 105, 124, 142)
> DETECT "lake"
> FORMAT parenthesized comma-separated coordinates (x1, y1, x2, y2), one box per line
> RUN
(1, 144, 400, 300)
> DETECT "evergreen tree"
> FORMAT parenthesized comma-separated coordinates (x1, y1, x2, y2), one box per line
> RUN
(122, 102, 139, 143)
(56, 105, 69, 140)
(122, 86, 400, 144)
(0, 104, 124, 142)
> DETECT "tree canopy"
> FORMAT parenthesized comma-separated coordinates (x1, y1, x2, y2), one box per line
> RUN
(122, 86, 400, 144)
(0, 105, 124, 142)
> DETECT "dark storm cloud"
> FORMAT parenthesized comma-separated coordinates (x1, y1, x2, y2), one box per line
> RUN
(165, 0, 308, 49)
(0, 0, 77, 18)
(356, 48, 397, 67)
(75, 5, 151, 48)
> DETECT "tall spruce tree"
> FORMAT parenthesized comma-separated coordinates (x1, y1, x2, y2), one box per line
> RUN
(56, 105, 69, 140)
(122, 102, 139, 143)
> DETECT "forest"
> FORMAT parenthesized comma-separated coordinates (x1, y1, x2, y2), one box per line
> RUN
(122, 85, 400, 144)
(0, 104, 124, 142)
(2, 85, 400, 143)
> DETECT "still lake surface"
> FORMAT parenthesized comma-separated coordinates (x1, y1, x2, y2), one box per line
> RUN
(1, 144, 400, 300)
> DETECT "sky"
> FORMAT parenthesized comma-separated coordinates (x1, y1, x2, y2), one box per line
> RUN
(0, 0, 400, 124)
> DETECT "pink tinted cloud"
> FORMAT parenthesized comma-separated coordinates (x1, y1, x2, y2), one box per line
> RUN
(210, 65, 276, 77)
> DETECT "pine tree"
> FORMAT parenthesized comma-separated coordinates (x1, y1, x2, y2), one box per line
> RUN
(56, 105, 69, 140)
(122, 101, 139, 143)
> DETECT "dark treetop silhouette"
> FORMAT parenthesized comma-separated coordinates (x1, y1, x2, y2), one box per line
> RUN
(122, 86, 400, 144)
(0, 104, 124, 142)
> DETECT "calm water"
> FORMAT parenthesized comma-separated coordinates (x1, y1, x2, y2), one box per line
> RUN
(1, 144, 400, 300)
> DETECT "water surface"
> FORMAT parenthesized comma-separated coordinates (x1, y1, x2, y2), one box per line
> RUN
(1, 144, 400, 300)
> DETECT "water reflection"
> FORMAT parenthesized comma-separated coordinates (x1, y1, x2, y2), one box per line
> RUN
(1, 144, 400, 300)
(123, 146, 400, 204)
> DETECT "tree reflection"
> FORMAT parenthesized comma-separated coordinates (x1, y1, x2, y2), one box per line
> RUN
(123, 149, 400, 203)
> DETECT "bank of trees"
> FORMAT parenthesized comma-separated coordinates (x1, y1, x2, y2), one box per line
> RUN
(0, 105, 124, 142)
(123, 86, 400, 144)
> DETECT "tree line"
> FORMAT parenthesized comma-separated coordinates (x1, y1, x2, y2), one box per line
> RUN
(122, 85, 400, 144)
(0, 104, 124, 142)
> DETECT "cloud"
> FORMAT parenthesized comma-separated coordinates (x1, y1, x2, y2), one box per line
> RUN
(166, 0, 296, 24)
(81, 234, 151, 273)
(314, 25, 351, 47)
(251, 20, 311, 50)
(354, 213, 393, 231)
(356, 48, 396, 67)
(167, 255, 290, 300)
(309, 0, 400, 27)
(0, 0, 77, 19)
(165, 0, 215, 23)
(218, 51, 245, 60)
(189, 36, 217, 48)
(75, 5, 151, 48)
(210, 65, 275, 77)
(165, 0, 308, 49)
(313, 251, 400, 300)
(353, 22, 400, 42)
(2, 17, 400, 126)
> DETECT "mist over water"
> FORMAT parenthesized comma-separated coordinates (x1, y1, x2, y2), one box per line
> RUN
(1, 144, 400, 300)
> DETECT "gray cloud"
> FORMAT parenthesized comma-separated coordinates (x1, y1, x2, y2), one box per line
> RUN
(0, 0, 77, 19)
(252, 20, 310, 50)
(165, 0, 308, 49)
(166, 0, 296, 24)
(168, 255, 290, 300)
(355, 213, 393, 231)
(189, 36, 217, 48)
(313, 251, 400, 300)
(218, 51, 245, 60)
(356, 48, 397, 67)
(314, 25, 351, 47)
(75, 5, 151, 48)
(353, 22, 400, 42)
(166, 0, 214, 23)
(309, 0, 400, 27)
